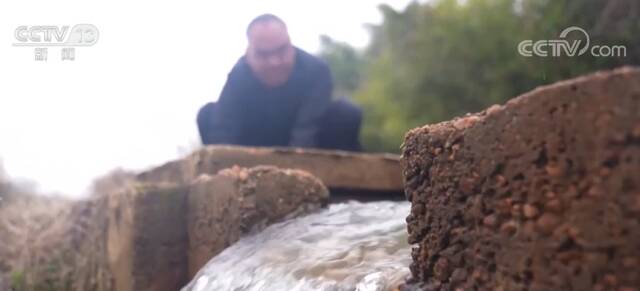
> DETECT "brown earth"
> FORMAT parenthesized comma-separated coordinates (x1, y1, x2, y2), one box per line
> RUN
(187, 166, 329, 278)
(401, 67, 640, 290)
(107, 183, 189, 291)
(1, 165, 328, 291)
(1, 146, 399, 291)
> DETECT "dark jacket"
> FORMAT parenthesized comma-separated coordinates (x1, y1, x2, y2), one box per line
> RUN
(213, 47, 333, 147)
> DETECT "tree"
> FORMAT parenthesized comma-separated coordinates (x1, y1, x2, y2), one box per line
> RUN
(319, 0, 640, 152)
(317, 35, 365, 98)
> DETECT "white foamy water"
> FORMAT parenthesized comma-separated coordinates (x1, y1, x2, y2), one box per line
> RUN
(182, 201, 411, 291)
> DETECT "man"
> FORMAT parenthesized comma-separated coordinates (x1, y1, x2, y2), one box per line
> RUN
(197, 14, 362, 151)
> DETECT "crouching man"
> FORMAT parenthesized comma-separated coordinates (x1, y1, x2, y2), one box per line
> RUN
(197, 14, 362, 151)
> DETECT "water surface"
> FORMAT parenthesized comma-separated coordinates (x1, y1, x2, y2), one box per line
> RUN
(183, 201, 412, 291)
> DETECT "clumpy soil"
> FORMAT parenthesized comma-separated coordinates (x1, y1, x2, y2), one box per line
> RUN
(401, 67, 640, 291)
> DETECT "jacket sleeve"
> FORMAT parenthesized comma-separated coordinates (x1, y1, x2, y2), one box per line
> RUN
(207, 71, 244, 144)
(289, 62, 333, 148)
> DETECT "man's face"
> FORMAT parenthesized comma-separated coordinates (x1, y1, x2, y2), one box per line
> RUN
(246, 21, 296, 88)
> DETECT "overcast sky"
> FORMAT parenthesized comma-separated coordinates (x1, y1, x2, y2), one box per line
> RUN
(0, 0, 415, 197)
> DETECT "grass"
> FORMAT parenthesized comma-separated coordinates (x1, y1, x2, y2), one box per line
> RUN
(0, 168, 134, 291)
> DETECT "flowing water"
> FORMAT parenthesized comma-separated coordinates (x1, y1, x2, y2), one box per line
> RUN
(182, 201, 412, 291)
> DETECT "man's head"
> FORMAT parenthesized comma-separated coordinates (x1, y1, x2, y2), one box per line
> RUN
(245, 14, 296, 88)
